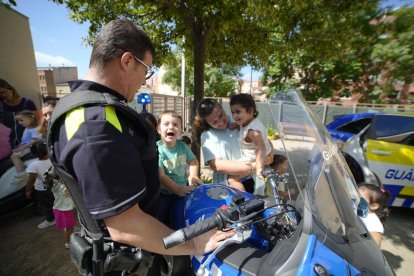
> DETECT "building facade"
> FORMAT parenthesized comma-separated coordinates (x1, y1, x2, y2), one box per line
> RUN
(37, 66, 78, 101)
(0, 4, 41, 108)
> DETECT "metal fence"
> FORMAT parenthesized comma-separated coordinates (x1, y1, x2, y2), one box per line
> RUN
(137, 95, 414, 132)
(222, 100, 414, 131)
(307, 101, 414, 125)
(50, 92, 414, 130)
(130, 93, 191, 129)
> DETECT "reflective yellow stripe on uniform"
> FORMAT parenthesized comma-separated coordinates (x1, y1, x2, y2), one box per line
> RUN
(105, 106, 122, 132)
(65, 107, 85, 141)
(65, 106, 122, 141)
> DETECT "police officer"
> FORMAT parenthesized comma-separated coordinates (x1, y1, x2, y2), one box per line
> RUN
(51, 19, 232, 257)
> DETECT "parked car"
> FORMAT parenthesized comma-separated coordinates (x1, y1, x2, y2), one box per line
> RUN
(326, 113, 375, 142)
(328, 113, 414, 208)
(0, 157, 35, 215)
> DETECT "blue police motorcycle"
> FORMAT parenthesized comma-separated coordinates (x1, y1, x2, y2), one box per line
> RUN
(163, 90, 393, 276)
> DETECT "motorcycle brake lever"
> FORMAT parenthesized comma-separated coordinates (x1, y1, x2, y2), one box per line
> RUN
(196, 229, 252, 276)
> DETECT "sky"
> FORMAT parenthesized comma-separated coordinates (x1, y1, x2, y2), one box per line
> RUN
(13, 0, 414, 81)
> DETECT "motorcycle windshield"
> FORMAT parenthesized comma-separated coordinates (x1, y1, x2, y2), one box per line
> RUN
(267, 89, 360, 236)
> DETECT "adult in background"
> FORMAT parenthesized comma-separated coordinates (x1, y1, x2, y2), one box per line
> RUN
(193, 98, 256, 193)
(50, 19, 232, 259)
(38, 101, 56, 140)
(0, 79, 38, 147)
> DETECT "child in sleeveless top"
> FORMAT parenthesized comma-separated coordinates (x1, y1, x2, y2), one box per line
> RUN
(228, 94, 273, 195)
(359, 183, 391, 248)
(11, 110, 41, 182)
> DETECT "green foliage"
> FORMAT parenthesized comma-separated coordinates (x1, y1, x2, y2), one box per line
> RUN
(262, 3, 410, 102)
(371, 7, 414, 100)
(47, 0, 412, 105)
(50, 1, 277, 107)
(267, 127, 276, 136)
(200, 172, 213, 184)
(0, 0, 16, 8)
(161, 51, 238, 97)
(262, 5, 414, 103)
(204, 67, 238, 97)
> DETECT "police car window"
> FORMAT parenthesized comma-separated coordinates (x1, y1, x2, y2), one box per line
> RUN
(336, 118, 371, 134)
(375, 115, 414, 144)
(401, 133, 414, 146)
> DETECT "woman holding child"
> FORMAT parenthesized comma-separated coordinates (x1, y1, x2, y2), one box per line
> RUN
(193, 98, 261, 193)
(0, 79, 38, 147)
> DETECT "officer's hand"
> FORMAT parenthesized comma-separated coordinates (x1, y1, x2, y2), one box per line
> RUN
(192, 229, 235, 255)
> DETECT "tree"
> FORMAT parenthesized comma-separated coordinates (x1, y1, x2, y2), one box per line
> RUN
(50, 0, 274, 121)
(262, 2, 384, 101)
(49, 1, 381, 112)
(262, 4, 414, 103)
(372, 6, 414, 100)
(162, 51, 238, 98)
(0, 0, 16, 7)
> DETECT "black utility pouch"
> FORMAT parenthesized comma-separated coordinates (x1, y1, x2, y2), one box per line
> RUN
(70, 232, 93, 274)
(104, 251, 143, 272)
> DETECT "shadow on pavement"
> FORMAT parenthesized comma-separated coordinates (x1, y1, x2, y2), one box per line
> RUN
(382, 249, 403, 271)
(382, 207, 414, 274)
(384, 207, 414, 251)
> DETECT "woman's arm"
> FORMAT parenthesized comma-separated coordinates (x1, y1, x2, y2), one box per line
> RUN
(208, 159, 254, 175)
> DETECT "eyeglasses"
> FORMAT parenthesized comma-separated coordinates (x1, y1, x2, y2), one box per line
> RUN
(132, 54, 154, 80)
(118, 48, 154, 79)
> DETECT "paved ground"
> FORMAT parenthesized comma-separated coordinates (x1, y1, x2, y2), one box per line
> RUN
(381, 207, 414, 275)
(0, 204, 78, 275)
(0, 202, 412, 275)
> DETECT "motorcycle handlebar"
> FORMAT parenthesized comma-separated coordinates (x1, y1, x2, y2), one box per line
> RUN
(262, 165, 279, 189)
(163, 178, 272, 249)
(163, 211, 227, 249)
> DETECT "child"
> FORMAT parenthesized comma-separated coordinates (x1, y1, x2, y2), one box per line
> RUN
(266, 154, 293, 199)
(156, 110, 202, 227)
(24, 141, 55, 229)
(228, 94, 272, 195)
(358, 183, 391, 248)
(11, 110, 41, 182)
(44, 166, 77, 249)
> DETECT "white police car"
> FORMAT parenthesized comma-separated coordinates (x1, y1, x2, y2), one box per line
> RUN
(340, 113, 414, 208)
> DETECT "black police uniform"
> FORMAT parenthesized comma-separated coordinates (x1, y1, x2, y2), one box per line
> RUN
(51, 80, 159, 220)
